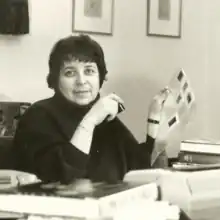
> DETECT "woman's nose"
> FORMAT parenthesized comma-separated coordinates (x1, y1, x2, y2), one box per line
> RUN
(76, 73, 86, 84)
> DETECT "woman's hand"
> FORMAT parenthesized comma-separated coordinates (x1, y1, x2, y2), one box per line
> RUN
(83, 93, 124, 127)
(147, 88, 170, 139)
(72, 93, 124, 154)
(147, 88, 170, 168)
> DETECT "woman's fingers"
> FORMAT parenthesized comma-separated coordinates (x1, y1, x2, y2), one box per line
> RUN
(105, 93, 125, 121)
(108, 93, 124, 105)
(154, 87, 170, 105)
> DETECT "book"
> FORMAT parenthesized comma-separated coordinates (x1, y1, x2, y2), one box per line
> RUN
(171, 162, 220, 171)
(180, 139, 220, 154)
(0, 180, 158, 218)
(178, 151, 220, 164)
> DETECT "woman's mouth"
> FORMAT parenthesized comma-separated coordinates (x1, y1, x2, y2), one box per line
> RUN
(74, 90, 89, 94)
(73, 90, 90, 98)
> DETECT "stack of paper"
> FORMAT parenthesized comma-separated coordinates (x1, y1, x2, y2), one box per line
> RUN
(124, 168, 220, 220)
(0, 181, 158, 219)
(114, 200, 180, 220)
(22, 201, 180, 220)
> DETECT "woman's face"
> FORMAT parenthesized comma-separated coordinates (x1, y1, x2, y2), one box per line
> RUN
(58, 59, 100, 106)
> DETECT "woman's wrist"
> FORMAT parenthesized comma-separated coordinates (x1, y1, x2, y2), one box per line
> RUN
(71, 118, 96, 155)
(147, 118, 160, 124)
(147, 116, 161, 139)
(147, 126, 159, 139)
(80, 117, 96, 133)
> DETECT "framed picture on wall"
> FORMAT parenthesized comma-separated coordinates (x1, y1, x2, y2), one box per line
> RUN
(147, 0, 182, 38)
(72, 0, 114, 35)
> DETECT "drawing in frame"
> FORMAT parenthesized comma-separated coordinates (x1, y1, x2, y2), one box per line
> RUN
(147, 0, 182, 38)
(72, 0, 114, 35)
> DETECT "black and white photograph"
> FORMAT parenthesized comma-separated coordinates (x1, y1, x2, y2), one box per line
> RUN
(0, 0, 219, 219)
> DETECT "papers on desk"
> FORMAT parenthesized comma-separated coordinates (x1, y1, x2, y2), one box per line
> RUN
(124, 168, 220, 220)
(12, 201, 180, 220)
(0, 170, 40, 190)
(7, 200, 179, 220)
(0, 181, 158, 219)
(114, 200, 179, 220)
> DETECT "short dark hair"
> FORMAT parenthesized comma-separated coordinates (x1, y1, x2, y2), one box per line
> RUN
(47, 35, 108, 89)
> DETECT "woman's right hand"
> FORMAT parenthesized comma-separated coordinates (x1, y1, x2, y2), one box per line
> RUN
(72, 94, 123, 154)
(83, 93, 124, 127)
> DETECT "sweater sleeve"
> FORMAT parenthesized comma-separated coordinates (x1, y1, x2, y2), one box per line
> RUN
(113, 119, 155, 171)
(13, 106, 90, 183)
(125, 134, 155, 171)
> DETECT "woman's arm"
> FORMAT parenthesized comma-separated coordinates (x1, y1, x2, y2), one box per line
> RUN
(71, 93, 124, 154)
(111, 119, 154, 171)
(70, 117, 95, 154)
(13, 93, 123, 183)
(13, 106, 91, 183)
(146, 88, 170, 167)
(122, 88, 170, 171)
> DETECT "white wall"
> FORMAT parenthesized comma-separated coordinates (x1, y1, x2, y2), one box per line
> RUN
(0, 0, 213, 156)
(204, 2, 220, 140)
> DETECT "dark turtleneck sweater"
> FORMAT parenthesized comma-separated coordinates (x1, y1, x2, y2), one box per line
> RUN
(12, 94, 155, 183)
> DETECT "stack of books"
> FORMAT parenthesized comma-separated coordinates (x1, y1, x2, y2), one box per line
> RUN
(177, 139, 220, 165)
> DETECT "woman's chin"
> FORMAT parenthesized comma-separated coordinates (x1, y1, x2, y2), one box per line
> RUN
(72, 98, 92, 106)
(62, 92, 96, 106)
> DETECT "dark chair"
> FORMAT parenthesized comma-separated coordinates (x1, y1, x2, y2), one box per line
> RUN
(0, 101, 31, 169)
(0, 137, 14, 169)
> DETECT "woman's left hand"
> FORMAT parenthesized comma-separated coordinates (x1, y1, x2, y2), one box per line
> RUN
(147, 88, 170, 168)
(147, 88, 170, 139)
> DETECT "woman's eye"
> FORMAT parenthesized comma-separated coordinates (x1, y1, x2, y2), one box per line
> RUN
(85, 68, 95, 75)
(64, 70, 76, 77)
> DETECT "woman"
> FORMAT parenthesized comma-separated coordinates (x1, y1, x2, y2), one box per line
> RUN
(13, 35, 167, 184)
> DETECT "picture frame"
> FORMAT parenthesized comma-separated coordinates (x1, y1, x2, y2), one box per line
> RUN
(147, 0, 182, 38)
(72, 0, 114, 35)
